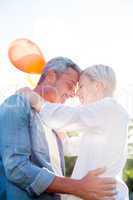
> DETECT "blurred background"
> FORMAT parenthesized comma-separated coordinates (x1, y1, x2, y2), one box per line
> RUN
(0, 0, 133, 198)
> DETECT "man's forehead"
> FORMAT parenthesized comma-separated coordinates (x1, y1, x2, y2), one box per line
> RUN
(63, 72, 79, 84)
(64, 68, 79, 79)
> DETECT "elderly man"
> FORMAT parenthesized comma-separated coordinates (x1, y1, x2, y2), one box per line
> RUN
(0, 57, 116, 200)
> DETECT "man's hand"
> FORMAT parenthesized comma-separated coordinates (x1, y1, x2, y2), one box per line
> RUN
(77, 168, 117, 200)
(47, 168, 116, 200)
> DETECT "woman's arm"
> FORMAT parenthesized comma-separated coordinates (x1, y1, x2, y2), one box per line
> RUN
(18, 87, 101, 132)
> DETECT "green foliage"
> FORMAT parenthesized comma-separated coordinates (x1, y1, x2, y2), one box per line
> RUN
(67, 131, 80, 137)
(65, 156, 77, 177)
(65, 132, 79, 177)
(123, 159, 133, 193)
(125, 119, 133, 198)
(128, 120, 133, 159)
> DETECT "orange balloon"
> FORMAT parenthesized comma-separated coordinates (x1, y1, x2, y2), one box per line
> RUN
(8, 39, 46, 74)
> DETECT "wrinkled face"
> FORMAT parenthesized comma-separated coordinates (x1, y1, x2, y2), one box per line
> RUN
(77, 74, 102, 104)
(55, 68, 79, 103)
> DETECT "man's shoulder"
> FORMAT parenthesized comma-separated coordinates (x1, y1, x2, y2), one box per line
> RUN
(0, 93, 31, 113)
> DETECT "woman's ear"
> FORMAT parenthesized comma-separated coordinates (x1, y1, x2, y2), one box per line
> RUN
(45, 69, 57, 84)
(95, 81, 104, 92)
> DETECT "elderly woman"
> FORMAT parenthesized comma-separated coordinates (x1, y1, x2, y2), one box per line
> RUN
(20, 65, 130, 200)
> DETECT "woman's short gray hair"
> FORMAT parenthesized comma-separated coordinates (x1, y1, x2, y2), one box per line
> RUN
(82, 64, 116, 96)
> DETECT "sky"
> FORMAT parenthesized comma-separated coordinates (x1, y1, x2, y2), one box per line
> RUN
(0, 0, 133, 115)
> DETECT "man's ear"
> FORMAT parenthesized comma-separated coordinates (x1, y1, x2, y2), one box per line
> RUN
(45, 70, 57, 84)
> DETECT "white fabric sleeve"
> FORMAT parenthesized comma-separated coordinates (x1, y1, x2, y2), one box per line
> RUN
(39, 102, 102, 132)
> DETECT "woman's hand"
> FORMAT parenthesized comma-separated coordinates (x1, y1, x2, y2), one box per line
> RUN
(17, 87, 44, 112)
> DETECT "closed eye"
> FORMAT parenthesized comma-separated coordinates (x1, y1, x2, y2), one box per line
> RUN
(67, 82, 75, 90)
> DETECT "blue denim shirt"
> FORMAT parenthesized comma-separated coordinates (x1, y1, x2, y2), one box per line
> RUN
(0, 94, 64, 200)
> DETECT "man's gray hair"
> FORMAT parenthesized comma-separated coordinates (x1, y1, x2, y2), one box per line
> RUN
(37, 57, 81, 85)
(82, 64, 116, 96)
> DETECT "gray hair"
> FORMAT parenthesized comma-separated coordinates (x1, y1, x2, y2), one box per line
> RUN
(82, 64, 116, 96)
(37, 57, 81, 85)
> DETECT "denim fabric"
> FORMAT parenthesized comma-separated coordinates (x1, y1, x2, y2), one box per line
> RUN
(0, 94, 63, 200)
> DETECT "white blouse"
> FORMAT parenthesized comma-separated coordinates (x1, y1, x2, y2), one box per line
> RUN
(39, 97, 130, 200)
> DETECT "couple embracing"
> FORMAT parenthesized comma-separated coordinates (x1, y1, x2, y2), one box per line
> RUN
(0, 57, 129, 200)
